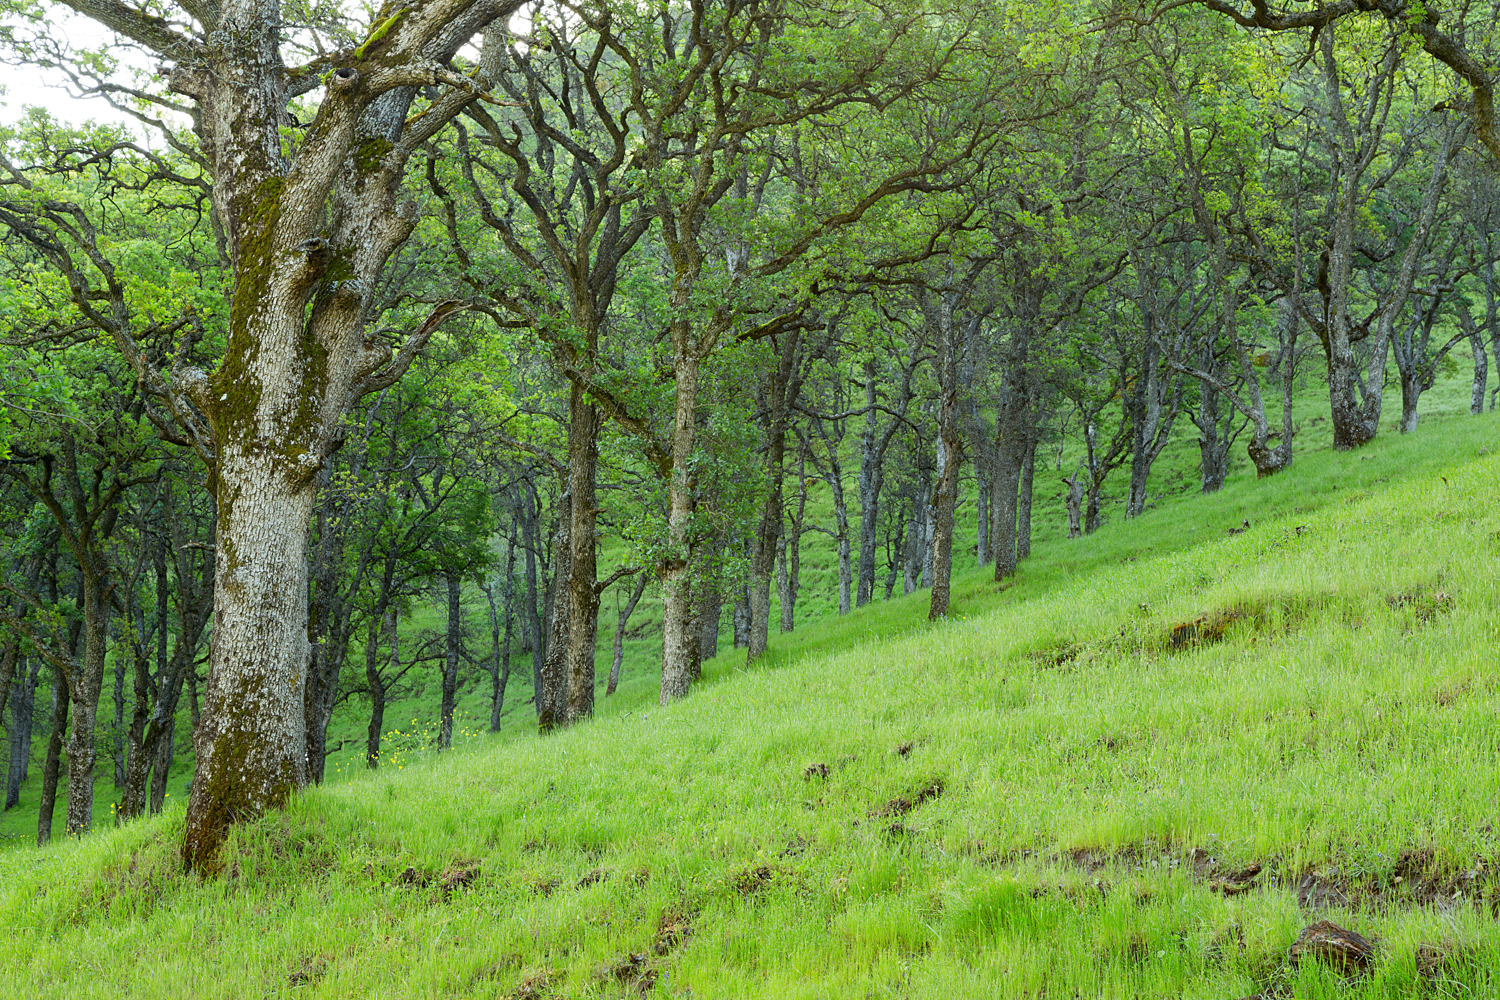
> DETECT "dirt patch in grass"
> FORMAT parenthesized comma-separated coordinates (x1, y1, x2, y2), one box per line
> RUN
(1385, 585, 1453, 623)
(653, 905, 694, 956)
(874, 778, 944, 818)
(732, 864, 777, 896)
(504, 967, 560, 1000)
(1057, 842, 1498, 918)
(1029, 641, 1082, 670)
(596, 952, 658, 994)
(1161, 593, 1337, 652)
(286, 954, 331, 987)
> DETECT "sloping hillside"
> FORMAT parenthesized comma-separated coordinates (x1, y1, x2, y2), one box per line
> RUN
(4, 415, 1499, 999)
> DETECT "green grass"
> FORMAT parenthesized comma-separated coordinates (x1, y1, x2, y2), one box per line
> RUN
(2, 396, 1497, 997)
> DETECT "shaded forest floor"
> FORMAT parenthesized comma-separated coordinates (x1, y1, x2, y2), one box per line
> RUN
(2, 399, 1498, 997)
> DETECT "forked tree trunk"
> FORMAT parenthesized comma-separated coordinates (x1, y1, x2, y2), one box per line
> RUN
(607, 572, 648, 696)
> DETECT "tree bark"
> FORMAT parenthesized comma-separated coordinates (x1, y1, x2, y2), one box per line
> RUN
(1462, 306, 1489, 416)
(365, 608, 395, 768)
(855, 357, 914, 607)
(37, 671, 68, 846)
(5, 658, 39, 811)
(928, 290, 963, 620)
(565, 390, 600, 724)
(439, 571, 463, 750)
(1016, 434, 1036, 561)
(539, 493, 570, 731)
(607, 572, 648, 696)
(659, 345, 700, 703)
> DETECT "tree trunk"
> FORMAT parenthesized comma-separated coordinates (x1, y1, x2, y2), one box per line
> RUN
(974, 466, 990, 568)
(520, 488, 545, 701)
(1195, 367, 1230, 492)
(659, 347, 700, 703)
(902, 500, 924, 595)
(855, 358, 904, 608)
(365, 609, 395, 768)
(6, 658, 39, 810)
(1016, 434, 1036, 561)
(539, 497, 570, 731)
(112, 635, 126, 790)
(1063, 469, 1085, 538)
(486, 538, 516, 732)
(184, 470, 316, 869)
(607, 572, 648, 696)
(1463, 308, 1488, 416)
(779, 460, 808, 633)
(37, 671, 68, 846)
(63, 573, 109, 836)
(565, 390, 600, 724)
(698, 579, 723, 662)
(928, 292, 963, 620)
(732, 585, 751, 649)
(439, 571, 462, 750)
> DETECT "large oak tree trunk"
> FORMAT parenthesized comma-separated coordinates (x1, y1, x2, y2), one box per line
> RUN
(185, 468, 318, 867)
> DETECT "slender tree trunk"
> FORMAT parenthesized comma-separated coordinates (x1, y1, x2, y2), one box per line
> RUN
(607, 572, 648, 696)
(63, 575, 110, 836)
(747, 393, 786, 658)
(37, 672, 68, 846)
(1016, 435, 1036, 562)
(1063, 469, 1085, 538)
(520, 489, 545, 702)
(660, 347, 700, 703)
(974, 466, 990, 568)
(439, 572, 463, 749)
(732, 585, 751, 649)
(112, 637, 126, 790)
(365, 609, 395, 768)
(565, 390, 600, 724)
(6, 658, 39, 810)
(486, 537, 515, 732)
(833, 489, 852, 617)
(855, 360, 898, 608)
(539, 499, 570, 731)
(1463, 309, 1488, 416)
(698, 578, 723, 662)
(779, 460, 808, 633)
(884, 509, 903, 600)
(902, 500, 924, 595)
(928, 291, 963, 619)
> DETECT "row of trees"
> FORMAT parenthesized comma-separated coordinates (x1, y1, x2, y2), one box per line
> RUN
(0, 0, 1497, 865)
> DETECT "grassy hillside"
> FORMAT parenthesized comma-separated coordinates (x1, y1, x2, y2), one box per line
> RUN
(2, 403, 1497, 998)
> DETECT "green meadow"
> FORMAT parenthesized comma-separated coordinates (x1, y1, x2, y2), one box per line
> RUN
(3, 394, 1498, 998)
